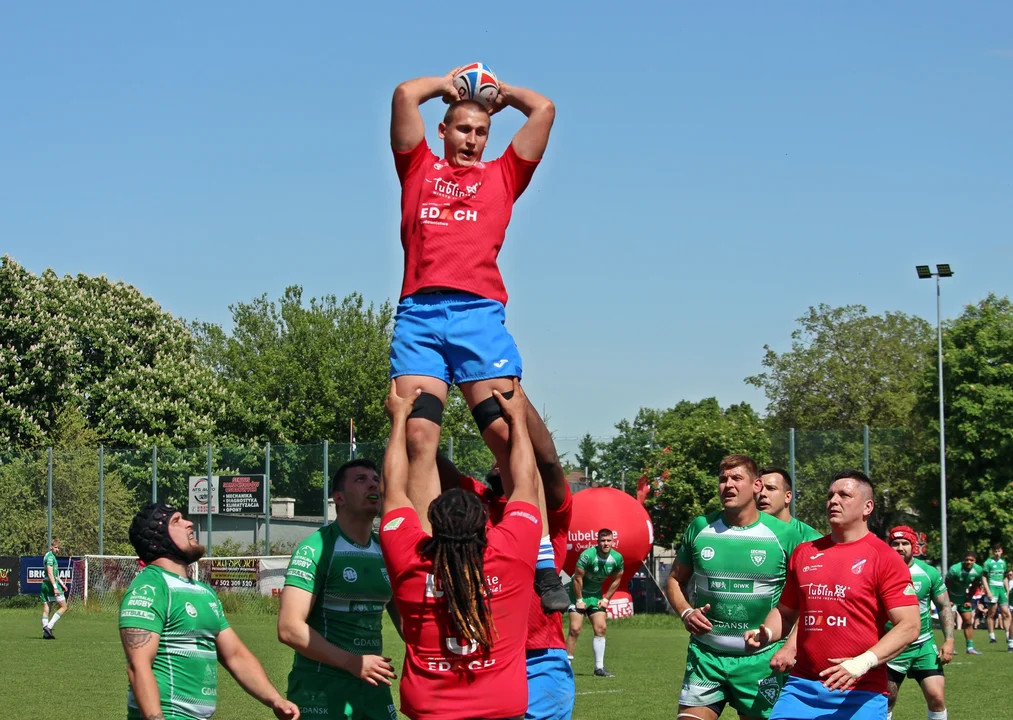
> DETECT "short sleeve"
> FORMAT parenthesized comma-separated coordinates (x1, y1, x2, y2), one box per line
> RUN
(945, 565, 957, 583)
(614, 552, 625, 573)
(285, 531, 324, 593)
(576, 549, 592, 572)
(489, 501, 542, 568)
(379, 507, 427, 583)
(879, 546, 920, 609)
(929, 566, 946, 599)
(498, 143, 540, 200)
(217, 597, 230, 633)
(677, 518, 702, 566)
(779, 547, 802, 611)
(119, 575, 167, 632)
(393, 139, 437, 186)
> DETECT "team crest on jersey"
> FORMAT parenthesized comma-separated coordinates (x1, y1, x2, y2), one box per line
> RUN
(185, 602, 198, 618)
(298, 545, 316, 558)
(343, 567, 358, 582)
(904, 582, 917, 596)
(758, 676, 780, 705)
(852, 558, 868, 575)
(701, 547, 715, 561)
(383, 517, 405, 532)
(751, 549, 767, 566)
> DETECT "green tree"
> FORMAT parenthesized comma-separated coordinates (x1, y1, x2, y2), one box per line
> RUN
(597, 412, 660, 492)
(0, 255, 232, 450)
(574, 433, 600, 481)
(912, 295, 1013, 560)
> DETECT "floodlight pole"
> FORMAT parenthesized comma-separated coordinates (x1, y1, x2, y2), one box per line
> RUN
(936, 273, 947, 574)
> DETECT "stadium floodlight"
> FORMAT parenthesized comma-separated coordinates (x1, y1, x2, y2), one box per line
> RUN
(916, 263, 953, 572)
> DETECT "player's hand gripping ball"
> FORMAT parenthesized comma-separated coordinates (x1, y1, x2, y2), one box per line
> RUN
(453, 63, 500, 108)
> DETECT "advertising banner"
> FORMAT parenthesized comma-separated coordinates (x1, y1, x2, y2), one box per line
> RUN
(205, 558, 258, 591)
(0, 556, 19, 597)
(20, 556, 75, 595)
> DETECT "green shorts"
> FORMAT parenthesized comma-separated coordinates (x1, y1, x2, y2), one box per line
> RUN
(887, 641, 943, 684)
(40, 586, 64, 604)
(679, 641, 783, 719)
(567, 587, 606, 615)
(951, 596, 974, 614)
(287, 668, 396, 720)
(986, 585, 1009, 606)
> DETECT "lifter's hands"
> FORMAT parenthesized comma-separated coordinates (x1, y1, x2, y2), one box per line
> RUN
(385, 381, 420, 422)
(492, 378, 527, 427)
(441, 67, 464, 104)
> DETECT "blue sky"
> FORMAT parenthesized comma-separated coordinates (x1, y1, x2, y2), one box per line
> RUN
(2, 3, 1011, 447)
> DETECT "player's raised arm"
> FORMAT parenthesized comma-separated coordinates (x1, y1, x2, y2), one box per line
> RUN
(381, 381, 420, 513)
(496, 83, 555, 161)
(391, 69, 460, 151)
(216, 627, 300, 718)
(120, 628, 163, 719)
(492, 379, 539, 507)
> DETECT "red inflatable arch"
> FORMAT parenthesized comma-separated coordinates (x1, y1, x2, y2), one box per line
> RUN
(563, 487, 654, 618)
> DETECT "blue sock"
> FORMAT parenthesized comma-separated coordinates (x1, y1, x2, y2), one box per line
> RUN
(536, 536, 555, 570)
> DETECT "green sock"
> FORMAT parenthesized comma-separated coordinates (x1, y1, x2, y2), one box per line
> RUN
(966, 638, 975, 650)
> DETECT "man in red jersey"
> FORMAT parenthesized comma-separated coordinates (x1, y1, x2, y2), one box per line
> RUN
(436, 404, 575, 720)
(387, 67, 567, 611)
(744, 470, 920, 719)
(380, 378, 542, 720)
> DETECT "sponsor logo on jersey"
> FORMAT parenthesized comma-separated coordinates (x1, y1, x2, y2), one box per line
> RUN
(298, 545, 316, 558)
(507, 510, 537, 524)
(343, 567, 358, 583)
(802, 583, 850, 600)
(425, 177, 483, 199)
(420, 206, 479, 223)
(445, 637, 479, 656)
(751, 549, 767, 566)
(904, 582, 917, 596)
(758, 676, 780, 705)
(701, 547, 715, 561)
(852, 558, 867, 575)
(802, 564, 823, 573)
(810, 553, 824, 560)
(208, 601, 221, 617)
(383, 517, 405, 532)
(425, 573, 444, 598)
(185, 602, 198, 618)
(803, 612, 848, 628)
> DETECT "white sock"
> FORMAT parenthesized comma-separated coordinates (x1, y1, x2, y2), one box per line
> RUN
(886, 712, 893, 720)
(42, 616, 49, 628)
(592, 636, 606, 669)
(989, 632, 995, 640)
(927, 711, 947, 720)
(47, 612, 62, 629)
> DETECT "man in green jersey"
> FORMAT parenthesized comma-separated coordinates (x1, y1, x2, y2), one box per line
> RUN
(885, 526, 953, 720)
(120, 503, 298, 720)
(982, 542, 1012, 648)
(40, 538, 69, 639)
(566, 529, 624, 677)
(666, 454, 802, 720)
(278, 458, 403, 719)
(945, 550, 989, 655)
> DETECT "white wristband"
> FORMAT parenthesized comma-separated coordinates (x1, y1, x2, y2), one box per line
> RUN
(761, 626, 773, 645)
(840, 650, 878, 677)
(681, 607, 696, 621)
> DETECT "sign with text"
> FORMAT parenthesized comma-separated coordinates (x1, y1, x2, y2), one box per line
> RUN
(20, 556, 75, 595)
(189, 475, 219, 514)
(0, 556, 19, 596)
(218, 475, 265, 514)
(206, 558, 258, 591)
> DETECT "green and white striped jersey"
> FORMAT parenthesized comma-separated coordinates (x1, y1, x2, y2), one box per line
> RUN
(119, 565, 229, 720)
(677, 511, 802, 655)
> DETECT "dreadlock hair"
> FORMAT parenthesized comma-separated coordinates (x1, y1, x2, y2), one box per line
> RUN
(422, 488, 497, 650)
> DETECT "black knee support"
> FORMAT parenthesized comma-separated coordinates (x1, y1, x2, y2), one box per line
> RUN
(471, 390, 514, 434)
(408, 392, 445, 426)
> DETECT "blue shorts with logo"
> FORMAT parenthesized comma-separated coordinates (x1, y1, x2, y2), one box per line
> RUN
(390, 292, 523, 384)
(770, 677, 887, 719)
(525, 649, 574, 720)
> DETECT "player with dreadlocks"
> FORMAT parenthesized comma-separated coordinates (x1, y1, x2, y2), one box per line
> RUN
(380, 378, 541, 720)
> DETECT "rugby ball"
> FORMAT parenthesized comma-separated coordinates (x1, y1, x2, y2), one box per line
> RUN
(453, 63, 500, 108)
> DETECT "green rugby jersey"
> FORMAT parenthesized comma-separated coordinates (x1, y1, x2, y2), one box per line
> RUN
(284, 523, 392, 677)
(677, 511, 802, 655)
(946, 562, 985, 600)
(886, 558, 945, 646)
(984, 557, 1007, 588)
(790, 517, 823, 542)
(119, 565, 229, 720)
(42, 551, 59, 594)
(575, 547, 624, 593)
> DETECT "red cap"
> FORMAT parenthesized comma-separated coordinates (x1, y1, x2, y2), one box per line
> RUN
(889, 525, 918, 546)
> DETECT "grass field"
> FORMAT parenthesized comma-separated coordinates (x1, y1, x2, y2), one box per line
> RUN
(0, 608, 1007, 719)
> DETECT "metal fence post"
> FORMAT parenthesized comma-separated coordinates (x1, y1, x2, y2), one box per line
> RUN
(323, 440, 329, 526)
(788, 429, 796, 516)
(206, 445, 213, 558)
(152, 446, 158, 503)
(47, 446, 54, 547)
(265, 442, 271, 555)
(863, 425, 870, 477)
(99, 446, 105, 555)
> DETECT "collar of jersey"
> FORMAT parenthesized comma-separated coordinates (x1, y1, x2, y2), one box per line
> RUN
(334, 524, 374, 550)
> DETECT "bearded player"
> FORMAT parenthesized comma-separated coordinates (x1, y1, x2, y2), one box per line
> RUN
(278, 459, 403, 719)
(388, 68, 567, 611)
(885, 526, 953, 720)
(744, 471, 920, 719)
(119, 503, 299, 720)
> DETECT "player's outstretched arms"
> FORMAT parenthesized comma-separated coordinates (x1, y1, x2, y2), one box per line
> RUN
(391, 69, 460, 151)
(121, 628, 165, 720)
(382, 380, 420, 513)
(744, 603, 796, 651)
(216, 627, 301, 718)
(493, 379, 539, 507)
(494, 83, 555, 161)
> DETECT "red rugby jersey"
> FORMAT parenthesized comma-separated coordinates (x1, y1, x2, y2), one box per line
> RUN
(780, 532, 918, 695)
(394, 139, 539, 306)
(459, 476, 572, 651)
(380, 501, 540, 720)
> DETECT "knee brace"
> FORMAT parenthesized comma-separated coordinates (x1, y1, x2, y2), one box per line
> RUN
(471, 390, 514, 434)
(408, 392, 445, 426)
